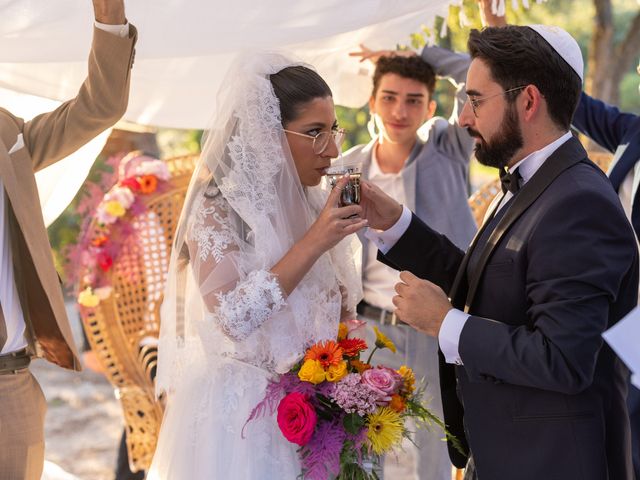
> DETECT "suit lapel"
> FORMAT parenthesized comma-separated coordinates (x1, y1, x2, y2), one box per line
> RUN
(0, 140, 78, 362)
(461, 137, 588, 312)
(448, 191, 505, 306)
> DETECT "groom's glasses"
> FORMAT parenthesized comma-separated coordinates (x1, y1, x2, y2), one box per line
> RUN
(466, 86, 526, 118)
(284, 128, 346, 154)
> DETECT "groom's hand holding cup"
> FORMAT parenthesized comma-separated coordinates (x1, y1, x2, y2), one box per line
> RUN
(359, 180, 403, 231)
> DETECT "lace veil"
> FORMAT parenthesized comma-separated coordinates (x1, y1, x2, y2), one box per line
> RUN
(156, 53, 362, 396)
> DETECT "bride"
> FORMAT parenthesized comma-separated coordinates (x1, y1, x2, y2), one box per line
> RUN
(147, 53, 365, 479)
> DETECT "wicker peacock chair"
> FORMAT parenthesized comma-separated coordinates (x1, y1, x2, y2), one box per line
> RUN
(78, 153, 196, 472)
(467, 151, 613, 226)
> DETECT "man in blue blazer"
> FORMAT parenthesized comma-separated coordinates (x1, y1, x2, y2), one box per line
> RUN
(572, 67, 640, 480)
(360, 25, 638, 479)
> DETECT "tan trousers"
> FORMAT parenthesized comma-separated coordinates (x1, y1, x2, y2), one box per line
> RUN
(0, 369, 47, 480)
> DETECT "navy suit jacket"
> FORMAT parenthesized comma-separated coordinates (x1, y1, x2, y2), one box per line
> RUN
(573, 91, 640, 236)
(380, 137, 638, 479)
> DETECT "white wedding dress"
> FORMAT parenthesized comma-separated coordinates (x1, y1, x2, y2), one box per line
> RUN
(147, 53, 361, 480)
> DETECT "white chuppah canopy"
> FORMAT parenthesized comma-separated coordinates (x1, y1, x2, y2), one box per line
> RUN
(0, 0, 462, 129)
(0, 0, 467, 224)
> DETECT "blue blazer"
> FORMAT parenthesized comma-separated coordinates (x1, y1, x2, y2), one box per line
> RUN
(573, 91, 640, 236)
(380, 137, 638, 479)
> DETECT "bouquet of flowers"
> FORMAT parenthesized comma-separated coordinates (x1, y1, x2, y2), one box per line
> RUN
(245, 321, 456, 480)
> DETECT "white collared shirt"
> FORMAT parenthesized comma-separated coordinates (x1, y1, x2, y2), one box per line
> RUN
(0, 20, 128, 355)
(0, 181, 28, 354)
(94, 21, 130, 38)
(366, 131, 573, 365)
(362, 144, 407, 311)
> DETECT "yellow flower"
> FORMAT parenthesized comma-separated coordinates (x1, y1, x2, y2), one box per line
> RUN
(77, 287, 100, 308)
(298, 359, 326, 384)
(325, 361, 348, 382)
(104, 200, 126, 217)
(373, 326, 396, 353)
(367, 407, 404, 454)
(398, 365, 415, 396)
(337, 323, 348, 341)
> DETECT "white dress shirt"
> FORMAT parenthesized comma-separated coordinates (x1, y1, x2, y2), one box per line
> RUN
(362, 145, 407, 311)
(367, 131, 573, 365)
(0, 20, 128, 355)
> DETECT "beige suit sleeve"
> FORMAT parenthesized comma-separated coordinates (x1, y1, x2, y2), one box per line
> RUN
(24, 25, 138, 171)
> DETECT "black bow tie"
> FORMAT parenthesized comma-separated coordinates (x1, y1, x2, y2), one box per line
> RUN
(499, 167, 522, 194)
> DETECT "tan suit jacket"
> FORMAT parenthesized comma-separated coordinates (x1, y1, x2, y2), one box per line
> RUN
(0, 26, 137, 370)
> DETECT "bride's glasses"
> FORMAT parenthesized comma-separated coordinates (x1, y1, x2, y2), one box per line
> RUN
(283, 128, 346, 154)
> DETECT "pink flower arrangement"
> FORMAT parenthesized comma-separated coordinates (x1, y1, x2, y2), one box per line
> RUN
(245, 323, 456, 480)
(76, 153, 171, 308)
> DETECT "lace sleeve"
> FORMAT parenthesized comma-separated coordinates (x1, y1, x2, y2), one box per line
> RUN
(186, 185, 287, 342)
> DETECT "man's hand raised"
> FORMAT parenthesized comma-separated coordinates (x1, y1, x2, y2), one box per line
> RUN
(92, 0, 126, 25)
(349, 44, 417, 64)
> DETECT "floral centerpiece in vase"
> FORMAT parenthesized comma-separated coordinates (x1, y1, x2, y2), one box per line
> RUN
(245, 321, 459, 479)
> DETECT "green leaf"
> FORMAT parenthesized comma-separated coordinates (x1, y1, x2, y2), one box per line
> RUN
(343, 413, 366, 435)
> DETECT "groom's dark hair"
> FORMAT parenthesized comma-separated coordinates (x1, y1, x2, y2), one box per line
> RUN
(467, 26, 581, 130)
(270, 66, 332, 126)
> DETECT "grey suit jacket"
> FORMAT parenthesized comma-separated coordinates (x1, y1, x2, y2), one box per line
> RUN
(344, 46, 477, 271)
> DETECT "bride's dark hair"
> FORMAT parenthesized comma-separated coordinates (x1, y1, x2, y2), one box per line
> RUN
(270, 66, 332, 127)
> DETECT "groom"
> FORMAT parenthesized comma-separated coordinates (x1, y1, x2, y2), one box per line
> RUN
(0, 1, 136, 478)
(360, 25, 637, 479)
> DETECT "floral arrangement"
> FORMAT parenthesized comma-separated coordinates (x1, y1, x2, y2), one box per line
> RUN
(75, 153, 171, 308)
(245, 321, 456, 480)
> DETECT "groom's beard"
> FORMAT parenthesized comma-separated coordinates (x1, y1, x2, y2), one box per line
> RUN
(467, 104, 523, 169)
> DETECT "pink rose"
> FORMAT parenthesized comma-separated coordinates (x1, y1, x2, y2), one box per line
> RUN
(361, 367, 402, 404)
(276, 392, 317, 446)
(343, 318, 366, 336)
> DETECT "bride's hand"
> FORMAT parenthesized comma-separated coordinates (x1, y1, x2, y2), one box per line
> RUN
(360, 180, 403, 231)
(302, 175, 367, 256)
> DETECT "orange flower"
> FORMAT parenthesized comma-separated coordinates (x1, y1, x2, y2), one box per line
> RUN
(350, 359, 372, 374)
(91, 235, 108, 247)
(304, 340, 343, 369)
(398, 365, 416, 396)
(389, 394, 406, 413)
(138, 175, 158, 194)
(338, 338, 368, 357)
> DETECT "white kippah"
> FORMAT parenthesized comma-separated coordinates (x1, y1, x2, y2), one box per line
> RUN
(528, 25, 583, 83)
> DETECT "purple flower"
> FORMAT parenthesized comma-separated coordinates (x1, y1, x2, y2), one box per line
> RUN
(329, 373, 379, 416)
(300, 420, 346, 480)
